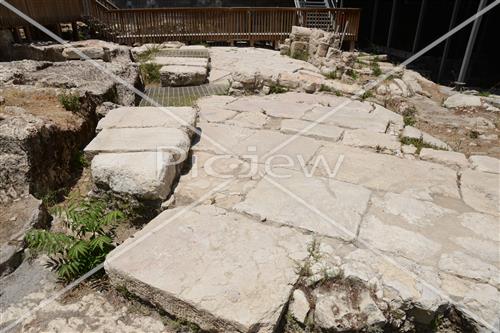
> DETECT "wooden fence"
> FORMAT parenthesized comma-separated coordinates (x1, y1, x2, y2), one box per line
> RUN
(0, 0, 360, 45)
(88, 7, 360, 45)
(0, 0, 83, 27)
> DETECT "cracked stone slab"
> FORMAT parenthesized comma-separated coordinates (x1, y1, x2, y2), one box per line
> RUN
(84, 127, 191, 159)
(419, 148, 468, 169)
(193, 123, 256, 154)
(461, 169, 499, 216)
(469, 155, 500, 174)
(227, 111, 269, 129)
(96, 106, 197, 134)
(303, 104, 402, 134)
(105, 205, 311, 333)
(196, 95, 238, 122)
(91, 152, 177, 200)
(312, 144, 460, 199)
(150, 56, 209, 68)
(226, 95, 315, 119)
(231, 130, 323, 171)
(341, 129, 400, 153)
(234, 168, 371, 241)
(173, 151, 259, 208)
(280, 119, 344, 141)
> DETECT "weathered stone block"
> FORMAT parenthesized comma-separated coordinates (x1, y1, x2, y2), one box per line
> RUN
(91, 152, 177, 200)
(160, 65, 207, 87)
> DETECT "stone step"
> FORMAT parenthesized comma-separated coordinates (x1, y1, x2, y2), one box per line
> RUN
(150, 56, 209, 68)
(85, 105, 197, 201)
(105, 205, 312, 333)
(160, 65, 208, 87)
(84, 127, 191, 160)
(96, 106, 197, 135)
(91, 152, 177, 201)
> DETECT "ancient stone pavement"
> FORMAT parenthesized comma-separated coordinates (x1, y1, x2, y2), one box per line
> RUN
(100, 92, 500, 332)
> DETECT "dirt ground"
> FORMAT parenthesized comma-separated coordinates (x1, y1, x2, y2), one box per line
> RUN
(0, 87, 82, 129)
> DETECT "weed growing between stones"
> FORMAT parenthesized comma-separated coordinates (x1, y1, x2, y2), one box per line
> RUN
(469, 130, 480, 139)
(323, 71, 337, 80)
(136, 45, 161, 63)
(319, 84, 342, 96)
(346, 69, 359, 80)
(361, 91, 374, 100)
(269, 84, 288, 94)
(402, 107, 417, 126)
(399, 137, 445, 154)
(25, 198, 124, 282)
(291, 50, 309, 62)
(371, 61, 382, 76)
(58, 92, 81, 112)
(140, 63, 162, 84)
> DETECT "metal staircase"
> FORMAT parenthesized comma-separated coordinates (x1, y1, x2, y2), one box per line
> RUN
(294, 0, 337, 31)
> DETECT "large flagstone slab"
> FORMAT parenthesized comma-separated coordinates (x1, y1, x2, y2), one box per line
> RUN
(234, 168, 371, 240)
(312, 144, 460, 199)
(105, 205, 311, 333)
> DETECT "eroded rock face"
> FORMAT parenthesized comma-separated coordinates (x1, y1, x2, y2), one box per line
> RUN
(0, 59, 143, 106)
(0, 195, 49, 276)
(313, 281, 386, 331)
(0, 103, 95, 203)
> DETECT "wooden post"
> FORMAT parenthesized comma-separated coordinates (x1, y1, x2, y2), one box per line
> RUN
(13, 27, 22, 43)
(369, 0, 379, 44)
(349, 40, 355, 51)
(24, 26, 32, 42)
(412, 0, 427, 53)
(457, 0, 487, 84)
(386, 0, 397, 48)
(72, 21, 79, 41)
(437, 0, 460, 83)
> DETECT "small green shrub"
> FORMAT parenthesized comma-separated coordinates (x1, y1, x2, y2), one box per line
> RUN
(400, 137, 444, 154)
(323, 71, 337, 80)
(469, 130, 480, 139)
(291, 50, 309, 62)
(58, 92, 81, 112)
(346, 69, 359, 80)
(319, 84, 332, 92)
(71, 151, 89, 169)
(478, 91, 491, 97)
(361, 91, 373, 100)
(269, 84, 288, 94)
(26, 198, 124, 282)
(140, 63, 161, 84)
(371, 61, 382, 76)
(136, 45, 161, 62)
(403, 107, 417, 126)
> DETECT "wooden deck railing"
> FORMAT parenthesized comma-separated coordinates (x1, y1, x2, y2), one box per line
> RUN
(89, 7, 360, 45)
(0, 1, 360, 45)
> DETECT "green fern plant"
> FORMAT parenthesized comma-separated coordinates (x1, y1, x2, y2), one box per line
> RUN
(26, 199, 124, 282)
